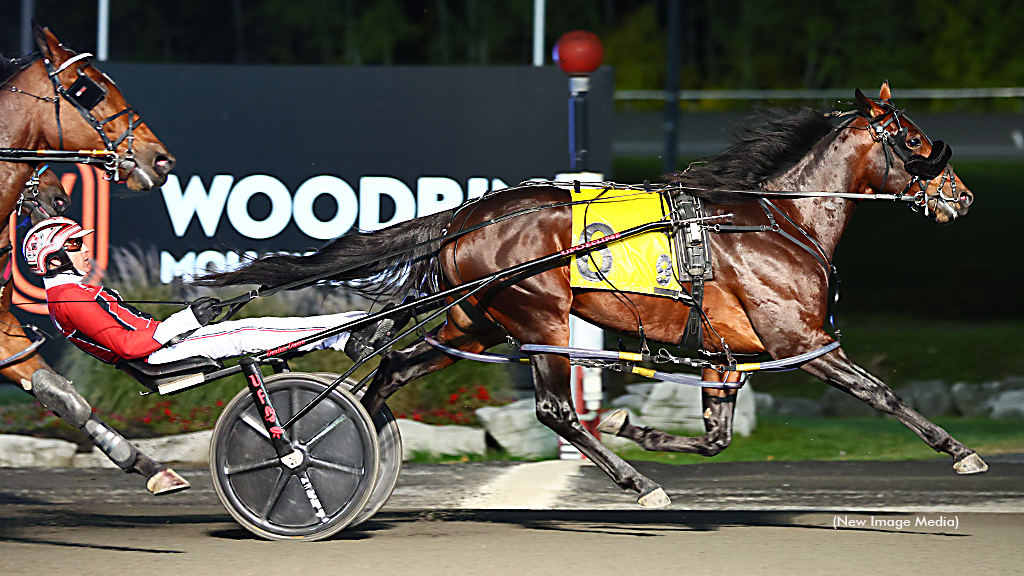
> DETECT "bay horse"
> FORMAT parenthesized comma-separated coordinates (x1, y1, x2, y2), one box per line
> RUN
(200, 83, 982, 507)
(0, 24, 184, 494)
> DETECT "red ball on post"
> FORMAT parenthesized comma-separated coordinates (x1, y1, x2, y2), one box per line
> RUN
(553, 31, 603, 75)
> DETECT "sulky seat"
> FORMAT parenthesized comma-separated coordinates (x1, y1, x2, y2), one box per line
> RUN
(117, 356, 224, 394)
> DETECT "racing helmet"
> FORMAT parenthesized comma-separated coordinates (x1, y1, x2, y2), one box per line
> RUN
(23, 216, 92, 277)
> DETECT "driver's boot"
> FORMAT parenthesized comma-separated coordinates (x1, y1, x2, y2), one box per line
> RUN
(343, 303, 414, 362)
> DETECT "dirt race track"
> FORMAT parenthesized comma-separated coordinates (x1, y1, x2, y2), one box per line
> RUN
(1, 456, 1022, 576)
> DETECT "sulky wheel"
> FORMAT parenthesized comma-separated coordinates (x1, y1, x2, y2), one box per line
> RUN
(313, 373, 402, 527)
(210, 373, 379, 541)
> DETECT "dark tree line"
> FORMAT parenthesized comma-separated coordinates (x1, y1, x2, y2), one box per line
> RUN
(3, 0, 1024, 90)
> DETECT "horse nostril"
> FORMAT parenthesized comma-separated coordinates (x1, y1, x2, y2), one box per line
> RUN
(154, 154, 175, 175)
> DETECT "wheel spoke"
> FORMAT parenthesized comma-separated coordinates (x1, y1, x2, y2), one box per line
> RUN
(309, 457, 363, 476)
(259, 469, 291, 521)
(224, 456, 280, 476)
(305, 413, 348, 449)
(297, 471, 331, 524)
(290, 385, 301, 439)
(241, 412, 270, 439)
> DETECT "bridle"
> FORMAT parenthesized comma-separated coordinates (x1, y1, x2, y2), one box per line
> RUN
(1, 49, 144, 181)
(40, 47, 143, 181)
(16, 164, 65, 221)
(863, 99, 967, 219)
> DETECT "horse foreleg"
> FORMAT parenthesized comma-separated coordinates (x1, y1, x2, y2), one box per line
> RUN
(6, 365, 190, 494)
(531, 352, 669, 507)
(598, 369, 740, 456)
(0, 297, 188, 492)
(803, 348, 987, 474)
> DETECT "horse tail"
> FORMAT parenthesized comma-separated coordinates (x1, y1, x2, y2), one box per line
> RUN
(193, 209, 456, 299)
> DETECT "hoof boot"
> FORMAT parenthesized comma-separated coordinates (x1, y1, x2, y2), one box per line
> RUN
(147, 468, 191, 495)
(953, 452, 988, 475)
(597, 409, 629, 435)
(638, 487, 670, 508)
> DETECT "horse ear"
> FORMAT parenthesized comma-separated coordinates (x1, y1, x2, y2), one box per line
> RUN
(879, 80, 892, 101)
(854, 89, 883, 118)
(32, 21, 48, 54)
(32, 22, 64, 60)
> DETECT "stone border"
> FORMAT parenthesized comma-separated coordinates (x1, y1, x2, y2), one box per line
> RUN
(0, 419, 493, 468)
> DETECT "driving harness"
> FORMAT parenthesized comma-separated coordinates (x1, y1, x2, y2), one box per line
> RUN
(664, 189, 713, 350)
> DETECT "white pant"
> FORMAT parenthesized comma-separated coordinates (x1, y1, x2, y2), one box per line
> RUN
(147, 311, 366, 364)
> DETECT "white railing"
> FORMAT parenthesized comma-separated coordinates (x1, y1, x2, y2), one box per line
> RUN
(616, 87, 1024, 101)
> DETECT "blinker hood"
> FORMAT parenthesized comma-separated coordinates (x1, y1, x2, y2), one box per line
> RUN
(903, 139, 952, 180)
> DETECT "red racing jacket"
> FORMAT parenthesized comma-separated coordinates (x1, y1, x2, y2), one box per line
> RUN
(44, 275, 198, 364)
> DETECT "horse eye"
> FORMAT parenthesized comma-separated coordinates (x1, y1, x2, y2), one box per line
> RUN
(907, 137, 922, 148)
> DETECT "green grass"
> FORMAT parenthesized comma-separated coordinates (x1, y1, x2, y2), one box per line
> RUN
(612, 415, 1024, 465)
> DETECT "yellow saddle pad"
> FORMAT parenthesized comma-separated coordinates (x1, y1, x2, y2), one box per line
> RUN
(569, 187, 684, 298)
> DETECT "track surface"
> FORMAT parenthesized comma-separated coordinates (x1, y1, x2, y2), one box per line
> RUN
(1, 456, 1022, 575)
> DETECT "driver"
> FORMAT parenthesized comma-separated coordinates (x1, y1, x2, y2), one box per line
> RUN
(24, 216, 402, 367)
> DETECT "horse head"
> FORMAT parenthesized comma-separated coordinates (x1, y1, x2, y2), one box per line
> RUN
(18, 166, 69, 225)
(854, 81, 972, 223)
(29, 23, 175, 190)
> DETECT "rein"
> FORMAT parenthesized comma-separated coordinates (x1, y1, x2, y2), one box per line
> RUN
(213, 189, 659, 319)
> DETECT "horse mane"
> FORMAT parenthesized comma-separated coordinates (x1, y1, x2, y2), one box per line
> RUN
(0, 53, 39, 85)
(668, 107, 836, 204)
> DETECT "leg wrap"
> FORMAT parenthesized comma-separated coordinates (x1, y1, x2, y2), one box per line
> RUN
(81, 414, 139, 471)
(30, 369, 91, 428)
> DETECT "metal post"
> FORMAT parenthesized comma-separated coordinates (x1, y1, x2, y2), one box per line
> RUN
(97, 0, 110, 61)
(569, 76, 590, 171)
(20, 0, 35, 56)
(663, 0, 683, 174)
(532, 0, 546, 66)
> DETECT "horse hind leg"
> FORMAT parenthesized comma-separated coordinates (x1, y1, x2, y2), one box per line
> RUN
(531, 352, 669, 508)
(363, 304, 669, 506)
(598, 369, 740, 456)
(360, 323, 498, 416)
(802, 349, 987, 474)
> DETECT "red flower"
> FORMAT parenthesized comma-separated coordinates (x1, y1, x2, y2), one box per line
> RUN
(448, 393, 459, 404)
(474, 386, 491, 402)
(215, 400, 224, 407)
(412, 413, 423, 422)
(142, 416, 152, 424)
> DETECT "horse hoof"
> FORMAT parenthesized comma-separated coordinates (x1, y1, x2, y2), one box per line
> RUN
(597, 409, 629, 435)
(147, 469, 191, 495)
(953, 452, 988, 475)
(638, 487, 670, 508)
